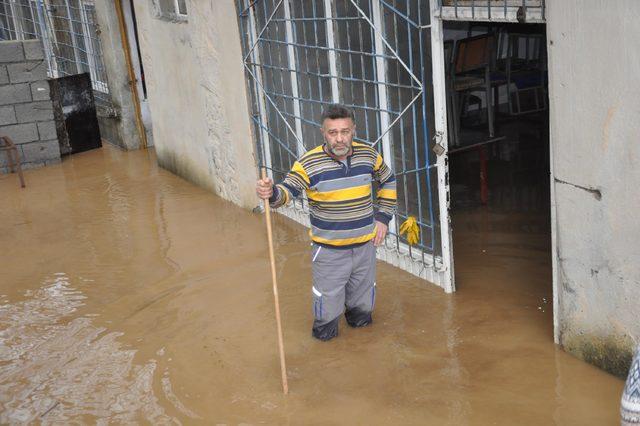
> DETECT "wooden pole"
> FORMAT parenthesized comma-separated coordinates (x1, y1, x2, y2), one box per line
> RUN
(261, 168, 289, 394)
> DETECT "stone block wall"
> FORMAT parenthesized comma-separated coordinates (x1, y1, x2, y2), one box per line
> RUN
(0, 40, 60, 173)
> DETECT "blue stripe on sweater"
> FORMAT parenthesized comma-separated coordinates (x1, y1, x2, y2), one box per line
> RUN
(282, 182, 301, 198)
(310, 214, 374, 231)
(308, 165, 373, 187)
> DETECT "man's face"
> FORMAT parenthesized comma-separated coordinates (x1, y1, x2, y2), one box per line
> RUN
(322, 117, 355, 158)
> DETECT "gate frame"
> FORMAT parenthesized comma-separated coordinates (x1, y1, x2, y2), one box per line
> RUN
(429, 0, 455, 292)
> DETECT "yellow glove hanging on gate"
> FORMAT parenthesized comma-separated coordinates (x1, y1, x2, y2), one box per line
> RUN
(399, 216, 420, 246)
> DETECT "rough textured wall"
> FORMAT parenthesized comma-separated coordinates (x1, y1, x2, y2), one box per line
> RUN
(0, 40, 60, 173)
(132, 1, 258, 209)
(547, 1, 640, 377)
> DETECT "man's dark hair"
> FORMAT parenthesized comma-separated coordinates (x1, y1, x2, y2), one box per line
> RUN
(321, 104, 355, 123)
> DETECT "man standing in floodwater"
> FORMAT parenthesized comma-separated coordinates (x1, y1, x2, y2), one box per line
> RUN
(256, 104, 397, 341)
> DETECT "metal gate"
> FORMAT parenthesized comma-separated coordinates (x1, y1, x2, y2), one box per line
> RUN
(237, 0, 454, 291)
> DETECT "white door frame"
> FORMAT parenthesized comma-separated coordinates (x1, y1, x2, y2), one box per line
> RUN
(430, 1, 455, 293)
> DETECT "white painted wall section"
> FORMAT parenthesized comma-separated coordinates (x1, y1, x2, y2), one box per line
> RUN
(132, 1, 258, 209)
(547, 0, 640, 376)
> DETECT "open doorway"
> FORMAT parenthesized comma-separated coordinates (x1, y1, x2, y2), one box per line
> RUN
(443, 21, 552, 302)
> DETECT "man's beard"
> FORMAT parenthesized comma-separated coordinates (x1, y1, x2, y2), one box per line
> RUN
(326, 141, 351, 157)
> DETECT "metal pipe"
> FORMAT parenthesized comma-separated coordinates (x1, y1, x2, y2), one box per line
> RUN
(0, 136, 25, 188)
(113, 0, 147, 149)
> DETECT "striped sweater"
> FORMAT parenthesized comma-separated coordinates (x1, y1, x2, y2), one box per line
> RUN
(269, 142, 397, 247)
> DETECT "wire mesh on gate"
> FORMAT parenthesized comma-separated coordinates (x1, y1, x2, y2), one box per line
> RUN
(237, 0, 443, 261)
(0, 0, 111, 107)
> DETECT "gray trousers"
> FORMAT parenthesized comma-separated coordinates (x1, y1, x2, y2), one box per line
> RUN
(310, 241, 377, 340)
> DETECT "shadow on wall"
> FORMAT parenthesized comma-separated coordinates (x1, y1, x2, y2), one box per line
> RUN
(155, 147, 217, 196)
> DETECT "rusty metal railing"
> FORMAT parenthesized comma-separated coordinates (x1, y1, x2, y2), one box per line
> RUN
(0, 136, 26, 188)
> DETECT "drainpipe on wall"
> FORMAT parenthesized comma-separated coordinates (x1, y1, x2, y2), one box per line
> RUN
(114, 0, 147, 149)
(93, 0, 144, 150)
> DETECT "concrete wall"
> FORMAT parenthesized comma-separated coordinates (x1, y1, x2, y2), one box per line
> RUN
(0, 40, 60, 173)
(131, 0, 258, 209)
(548, 1, 640, 377)
(93, 1, 144, 151)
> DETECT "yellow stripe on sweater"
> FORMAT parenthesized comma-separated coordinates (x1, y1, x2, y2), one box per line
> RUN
(377, 188, 397, 199)
(374, 153, 384, 171)
(291, 161, 310, 185)
(311, 231, 376, 246)
(308, 184, 372, 202)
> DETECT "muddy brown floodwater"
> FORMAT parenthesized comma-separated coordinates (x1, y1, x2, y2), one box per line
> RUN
(0, 145, 623, 424)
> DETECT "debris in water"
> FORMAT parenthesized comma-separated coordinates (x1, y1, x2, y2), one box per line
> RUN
(40, 401, 60, 418)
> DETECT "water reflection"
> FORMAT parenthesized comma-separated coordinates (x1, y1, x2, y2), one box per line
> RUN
(0, 274, 177, 423)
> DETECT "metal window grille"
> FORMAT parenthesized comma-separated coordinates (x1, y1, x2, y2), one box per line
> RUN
(437, 0, 545, 23)
(237, 0, 449, 279)
(174, 0, 187, 16)
(154, 0, 187, 21)
(0, 0, 112, 107)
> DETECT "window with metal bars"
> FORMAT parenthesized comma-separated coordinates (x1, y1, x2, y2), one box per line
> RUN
(0, 0, 112, 106)
(437, 0, 545, 23)
(153, 0, 188, 22)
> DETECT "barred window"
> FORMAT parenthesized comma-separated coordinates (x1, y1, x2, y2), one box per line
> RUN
(175, 0, 187, 16)
(154, 0, 187, 22)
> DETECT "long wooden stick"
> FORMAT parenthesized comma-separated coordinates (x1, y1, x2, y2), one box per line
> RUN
(262, 168, 289, 394)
